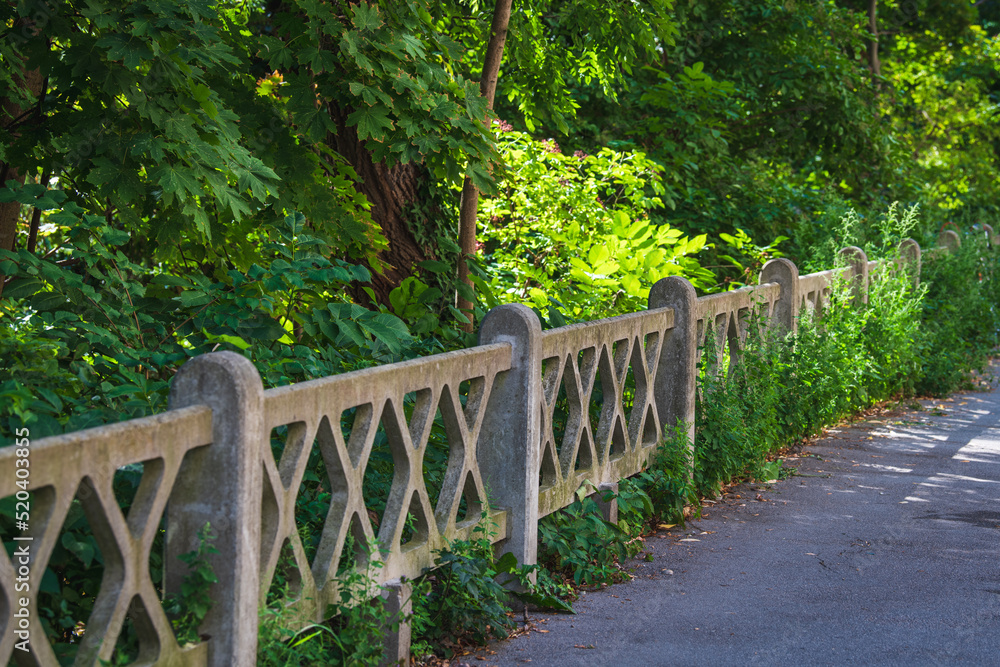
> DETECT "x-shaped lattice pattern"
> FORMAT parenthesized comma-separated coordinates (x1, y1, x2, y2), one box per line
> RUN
(0, 407, 213, 666)
(696, 285, 779, 377)
(536, 308, 673, 515)
(259, 343, 511, 622)
(799, 270, 836, 316)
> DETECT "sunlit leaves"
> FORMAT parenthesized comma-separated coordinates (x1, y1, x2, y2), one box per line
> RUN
(478, 130, 713, 317)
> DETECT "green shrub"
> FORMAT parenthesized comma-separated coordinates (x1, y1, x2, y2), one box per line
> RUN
(694, 313, 786, 495)
(477, 129, 715, 319)
(633, 424, 696, 523)
(257, 563, 393, 667)
(409, 521, 515, 657)
(536, 480, 650, 587)
(914, 234, 999, 395)
(693, 204, 932, 494)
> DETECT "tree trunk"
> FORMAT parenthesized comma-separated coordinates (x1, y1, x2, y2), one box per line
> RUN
(455, 0, 514, 331)
(328, 102, 429, 306)
(0, 65, 44, 299)
(867, 0, 881, 80)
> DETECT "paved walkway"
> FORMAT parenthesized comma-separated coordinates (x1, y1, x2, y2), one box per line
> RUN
(486, 385, 1000, 666)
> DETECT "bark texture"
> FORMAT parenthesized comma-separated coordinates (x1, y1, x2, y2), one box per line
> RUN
(0, 65, 44, 298)
(328, 102, 428, 306)
(867, 0, 881, 79)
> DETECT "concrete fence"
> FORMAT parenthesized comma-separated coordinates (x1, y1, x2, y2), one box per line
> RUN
(0, 231, 990, 666)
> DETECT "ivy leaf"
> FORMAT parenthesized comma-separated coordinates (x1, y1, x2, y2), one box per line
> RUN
(177, 290, 212, 308)
(494, 551, 518, 574)
(61, 533, 96, 568)
(417, 260, 450, 274)
(513, 590, 576, 614)
(455, 281, 476, 303)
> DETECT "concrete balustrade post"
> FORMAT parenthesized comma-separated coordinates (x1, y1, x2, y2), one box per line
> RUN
(380, 579, 412, 666)
(167, 352, 264, 667)
(649, 277, 698, 453)
(477, 304, 543, 575)
(838, 246, 869, 306)
(759, 258, 799, 334)
(898, 238, 921, 288)
(593, 482, 619, 524)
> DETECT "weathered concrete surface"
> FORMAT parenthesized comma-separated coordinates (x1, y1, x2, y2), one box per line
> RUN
(486, 384, 1000, 666)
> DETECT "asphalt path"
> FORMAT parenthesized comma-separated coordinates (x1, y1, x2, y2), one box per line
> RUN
(484, 386, 1000, 666)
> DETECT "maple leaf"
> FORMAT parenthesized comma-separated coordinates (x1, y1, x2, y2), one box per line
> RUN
(347, 106, 394, 141)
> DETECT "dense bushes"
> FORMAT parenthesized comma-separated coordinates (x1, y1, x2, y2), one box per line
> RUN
(0, 207, 421, 441)
(915, 234, 1000, 395)
(693, 205, 991, 496)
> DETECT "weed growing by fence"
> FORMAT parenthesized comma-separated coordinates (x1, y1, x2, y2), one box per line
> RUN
(536, 479, 651, 587)
(695, 313, 785, 496)
(258, 571, 393, 665)
(410, 521, 516, 658)
(695, 228, 930, 495)
(163, 523, 220, 646)
(632, 424, 697, 523)
(915, 234, 1000, 395)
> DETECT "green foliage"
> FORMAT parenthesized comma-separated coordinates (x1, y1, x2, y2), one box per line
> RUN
(494, 554, 577, 614)
(0, 464, 151, 664)
(694, 315, 786, 495)
(387, 254, 495, 345)
(257, 0, 498, 191)
(91, 523, 216, 666)
(716, 229, 789, 289)
(802, 202, 922, 273)
(882, 20, 1000, 220)
(633, 424, 697, 523)
(914, 233, 1000, 395)
(257, 613, 353, 667)
(695, 204, 933, 494)
(0, 204, 416, 439)
(258, 547, 394, 667)
(410, 520, 516, 656)
(497, 0, 677, 133)
(0, 0, 380, 265)
(524, 0, 1000, 265)
(537, 480, 649, 587)
(479, 129, 713, 320)
(164, 523, 220, 646)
